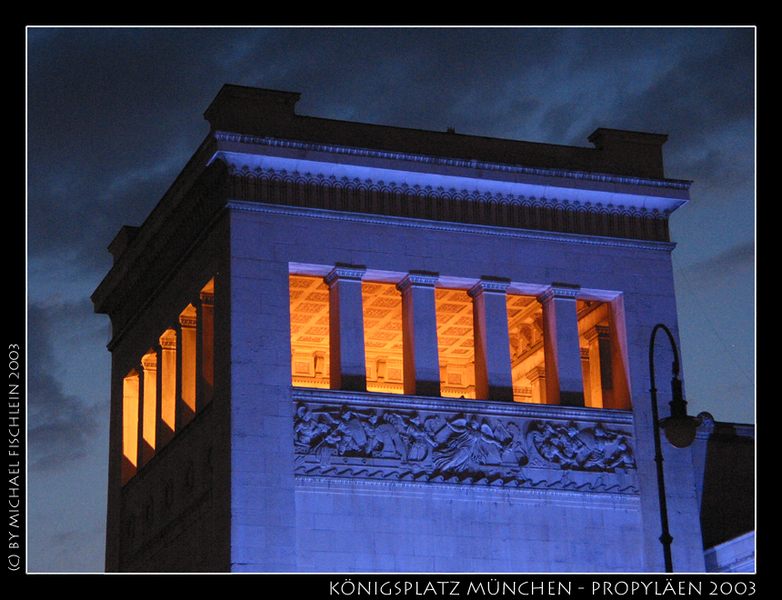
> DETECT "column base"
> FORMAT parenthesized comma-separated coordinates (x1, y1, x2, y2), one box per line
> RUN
(559, 390, 585, 407)
(411, 379, 441, 397)
(488, 384, 514, 402)
(337, 374, 367, 392)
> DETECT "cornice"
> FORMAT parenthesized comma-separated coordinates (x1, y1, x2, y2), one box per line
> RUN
(213, 131, 691, 192)
(103, 167, 229, 351)
(92, 136, 218, 311)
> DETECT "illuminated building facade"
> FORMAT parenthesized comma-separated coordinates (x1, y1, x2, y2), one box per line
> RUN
(92, 85, 753, 572)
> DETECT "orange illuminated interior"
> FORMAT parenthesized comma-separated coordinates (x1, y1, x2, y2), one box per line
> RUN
(576, 299, 631, 409)
(361, 281, 404, 394)
(507, 294, 547, 404)
(286, 270, 629, 410)
(121, 370, 140, 484)
(289, 274, 331, 388)
(434, 288, 476, 399)
(158, 329, 177, 444)
(120, 275, 218, 484)
(140, 351, 157, 465)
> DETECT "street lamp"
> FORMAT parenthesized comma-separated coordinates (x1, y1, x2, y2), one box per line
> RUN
(648, 323, 700, 573)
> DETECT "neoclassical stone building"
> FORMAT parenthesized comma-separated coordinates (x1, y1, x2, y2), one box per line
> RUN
(92, 85, 753, 572)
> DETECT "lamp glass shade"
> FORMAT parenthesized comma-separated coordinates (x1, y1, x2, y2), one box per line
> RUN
(661, 416, 698, 448)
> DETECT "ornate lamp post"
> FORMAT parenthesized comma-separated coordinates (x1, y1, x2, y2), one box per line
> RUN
(648, 323, 700, 573)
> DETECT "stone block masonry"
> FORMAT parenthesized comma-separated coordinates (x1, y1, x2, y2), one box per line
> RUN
(92, 84, 714, 572)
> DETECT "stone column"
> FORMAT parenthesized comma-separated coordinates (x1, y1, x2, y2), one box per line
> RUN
(539, 283, 584, 406)
(140, 353, 157, 466)
(525, 365, 547, 405)
(121, 370, 140, 484)
(135, 368, 144, 472)
(195, 296, 203, 410)
(584, 324, 613, 408)
(397, 271, 441, 396)
(198, 289, 215, 410)
(469, 277, 514, 401)
(156, 330, 177, 448)
(325, 265, 367, 391)
(580, 347, 592, 406)
(177, 307, 197, 427)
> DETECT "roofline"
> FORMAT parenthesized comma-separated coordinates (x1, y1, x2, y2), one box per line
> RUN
(204, 84, 675, 180)
(213, 130, 693, 192)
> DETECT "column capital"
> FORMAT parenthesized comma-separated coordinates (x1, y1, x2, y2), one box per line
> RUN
(179, 313, 197, 328)
(525, 366, 546, 383)
(583, 324, 611, 342)
(468, 276, 511, 298)
(141, 353, 157, 371)
(160, 340, 177, 351)
(324, 264, 367, 286)
(159, 333, 177, 351)
(397, 270, 439, 293)
(537, 282, 581, 303)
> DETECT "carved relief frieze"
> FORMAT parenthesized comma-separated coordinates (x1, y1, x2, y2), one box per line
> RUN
(293, 392, 638, 494)
(229, 163, 670, 218)
(526, 420, 636, 471)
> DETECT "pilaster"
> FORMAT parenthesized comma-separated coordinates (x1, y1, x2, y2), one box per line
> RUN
(140, 352, 157, 466)
(397, 271, 441, 396)
(325, 265, 367, 392)
(199, 289, 215, 410)
(469, 277, 514, 401)
(177, 307, 197, 427)
(584, 324, 613, 408)
(156, 330, 177, 448)
(539, 283, 585, 406)
(526, 365, 547, 405)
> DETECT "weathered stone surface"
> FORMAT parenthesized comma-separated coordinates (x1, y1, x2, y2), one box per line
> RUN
(96, 85, 721, 573)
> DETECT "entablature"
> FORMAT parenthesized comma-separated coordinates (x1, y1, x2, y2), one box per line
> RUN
(211, 133, 690, 216)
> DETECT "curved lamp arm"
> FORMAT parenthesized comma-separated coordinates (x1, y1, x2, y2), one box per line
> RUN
(648, 323, 700, 573)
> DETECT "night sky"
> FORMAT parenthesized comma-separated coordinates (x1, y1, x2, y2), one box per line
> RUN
(26, 27, 755, 572)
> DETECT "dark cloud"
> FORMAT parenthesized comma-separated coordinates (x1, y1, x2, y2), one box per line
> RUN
(29, 524, 106, 572)
(551, 29, 754, 186)
(540, 100, 582, 141)
(597, 29, 753, 171)
(27, 29, 231, 270)
(679, 241, 755, 278)
(28, 301, 105, 472)
(683, 133, 753, 199)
